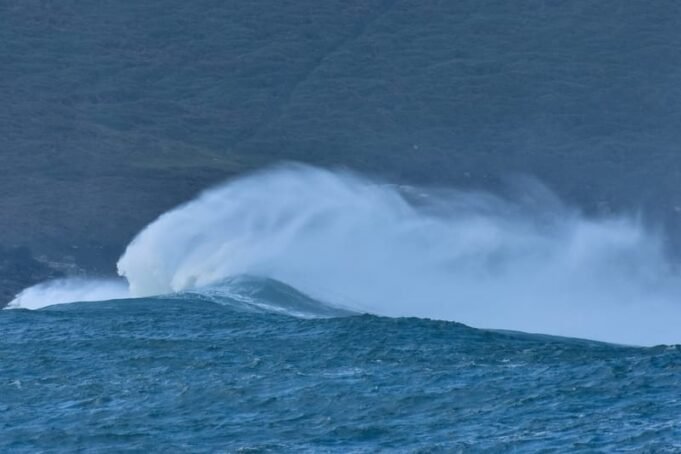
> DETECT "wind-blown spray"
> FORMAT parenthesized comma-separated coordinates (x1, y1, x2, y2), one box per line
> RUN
(10, 164, 681, 345)
(8, 278, 129, 310)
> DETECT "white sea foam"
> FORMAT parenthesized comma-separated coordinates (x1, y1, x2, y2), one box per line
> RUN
(7, 278, 129, 310)
(115, 164, 681, 345)
(9, 164, 681, 345)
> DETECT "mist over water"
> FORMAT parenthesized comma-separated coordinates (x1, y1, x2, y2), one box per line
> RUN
(8, 278, 129, 311)
(10, 165, 681, 345)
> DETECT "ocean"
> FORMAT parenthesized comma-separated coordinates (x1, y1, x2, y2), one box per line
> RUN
(2, 278, 681, 451)
(3, 166, 681, 451)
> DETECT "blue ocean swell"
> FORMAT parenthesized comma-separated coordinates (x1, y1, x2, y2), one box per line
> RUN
(1, 280, 680, 452)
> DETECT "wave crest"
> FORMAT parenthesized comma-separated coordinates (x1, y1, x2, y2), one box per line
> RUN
(114, 164, 681, 346)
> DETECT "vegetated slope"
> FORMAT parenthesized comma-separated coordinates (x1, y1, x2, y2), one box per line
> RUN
(2, 0, 681, 300)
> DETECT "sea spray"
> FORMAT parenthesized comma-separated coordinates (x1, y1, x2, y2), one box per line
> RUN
(9, 164, 681, 345)
(116, 164, 681, 345)
(8, 278, 129, 310)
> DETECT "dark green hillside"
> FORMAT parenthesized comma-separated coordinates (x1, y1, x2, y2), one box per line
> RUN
(2, 0, 681, 301)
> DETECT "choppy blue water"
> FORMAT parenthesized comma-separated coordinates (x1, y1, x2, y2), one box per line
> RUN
(1, 278, 680, 452)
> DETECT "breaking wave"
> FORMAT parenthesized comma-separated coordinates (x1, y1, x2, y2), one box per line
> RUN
(8, 278, 129, 311)
(10, 164, 681, 345)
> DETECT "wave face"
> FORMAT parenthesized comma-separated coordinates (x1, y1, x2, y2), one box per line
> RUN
(112, 164, 681, 346)
(182, 275, 355, 318)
